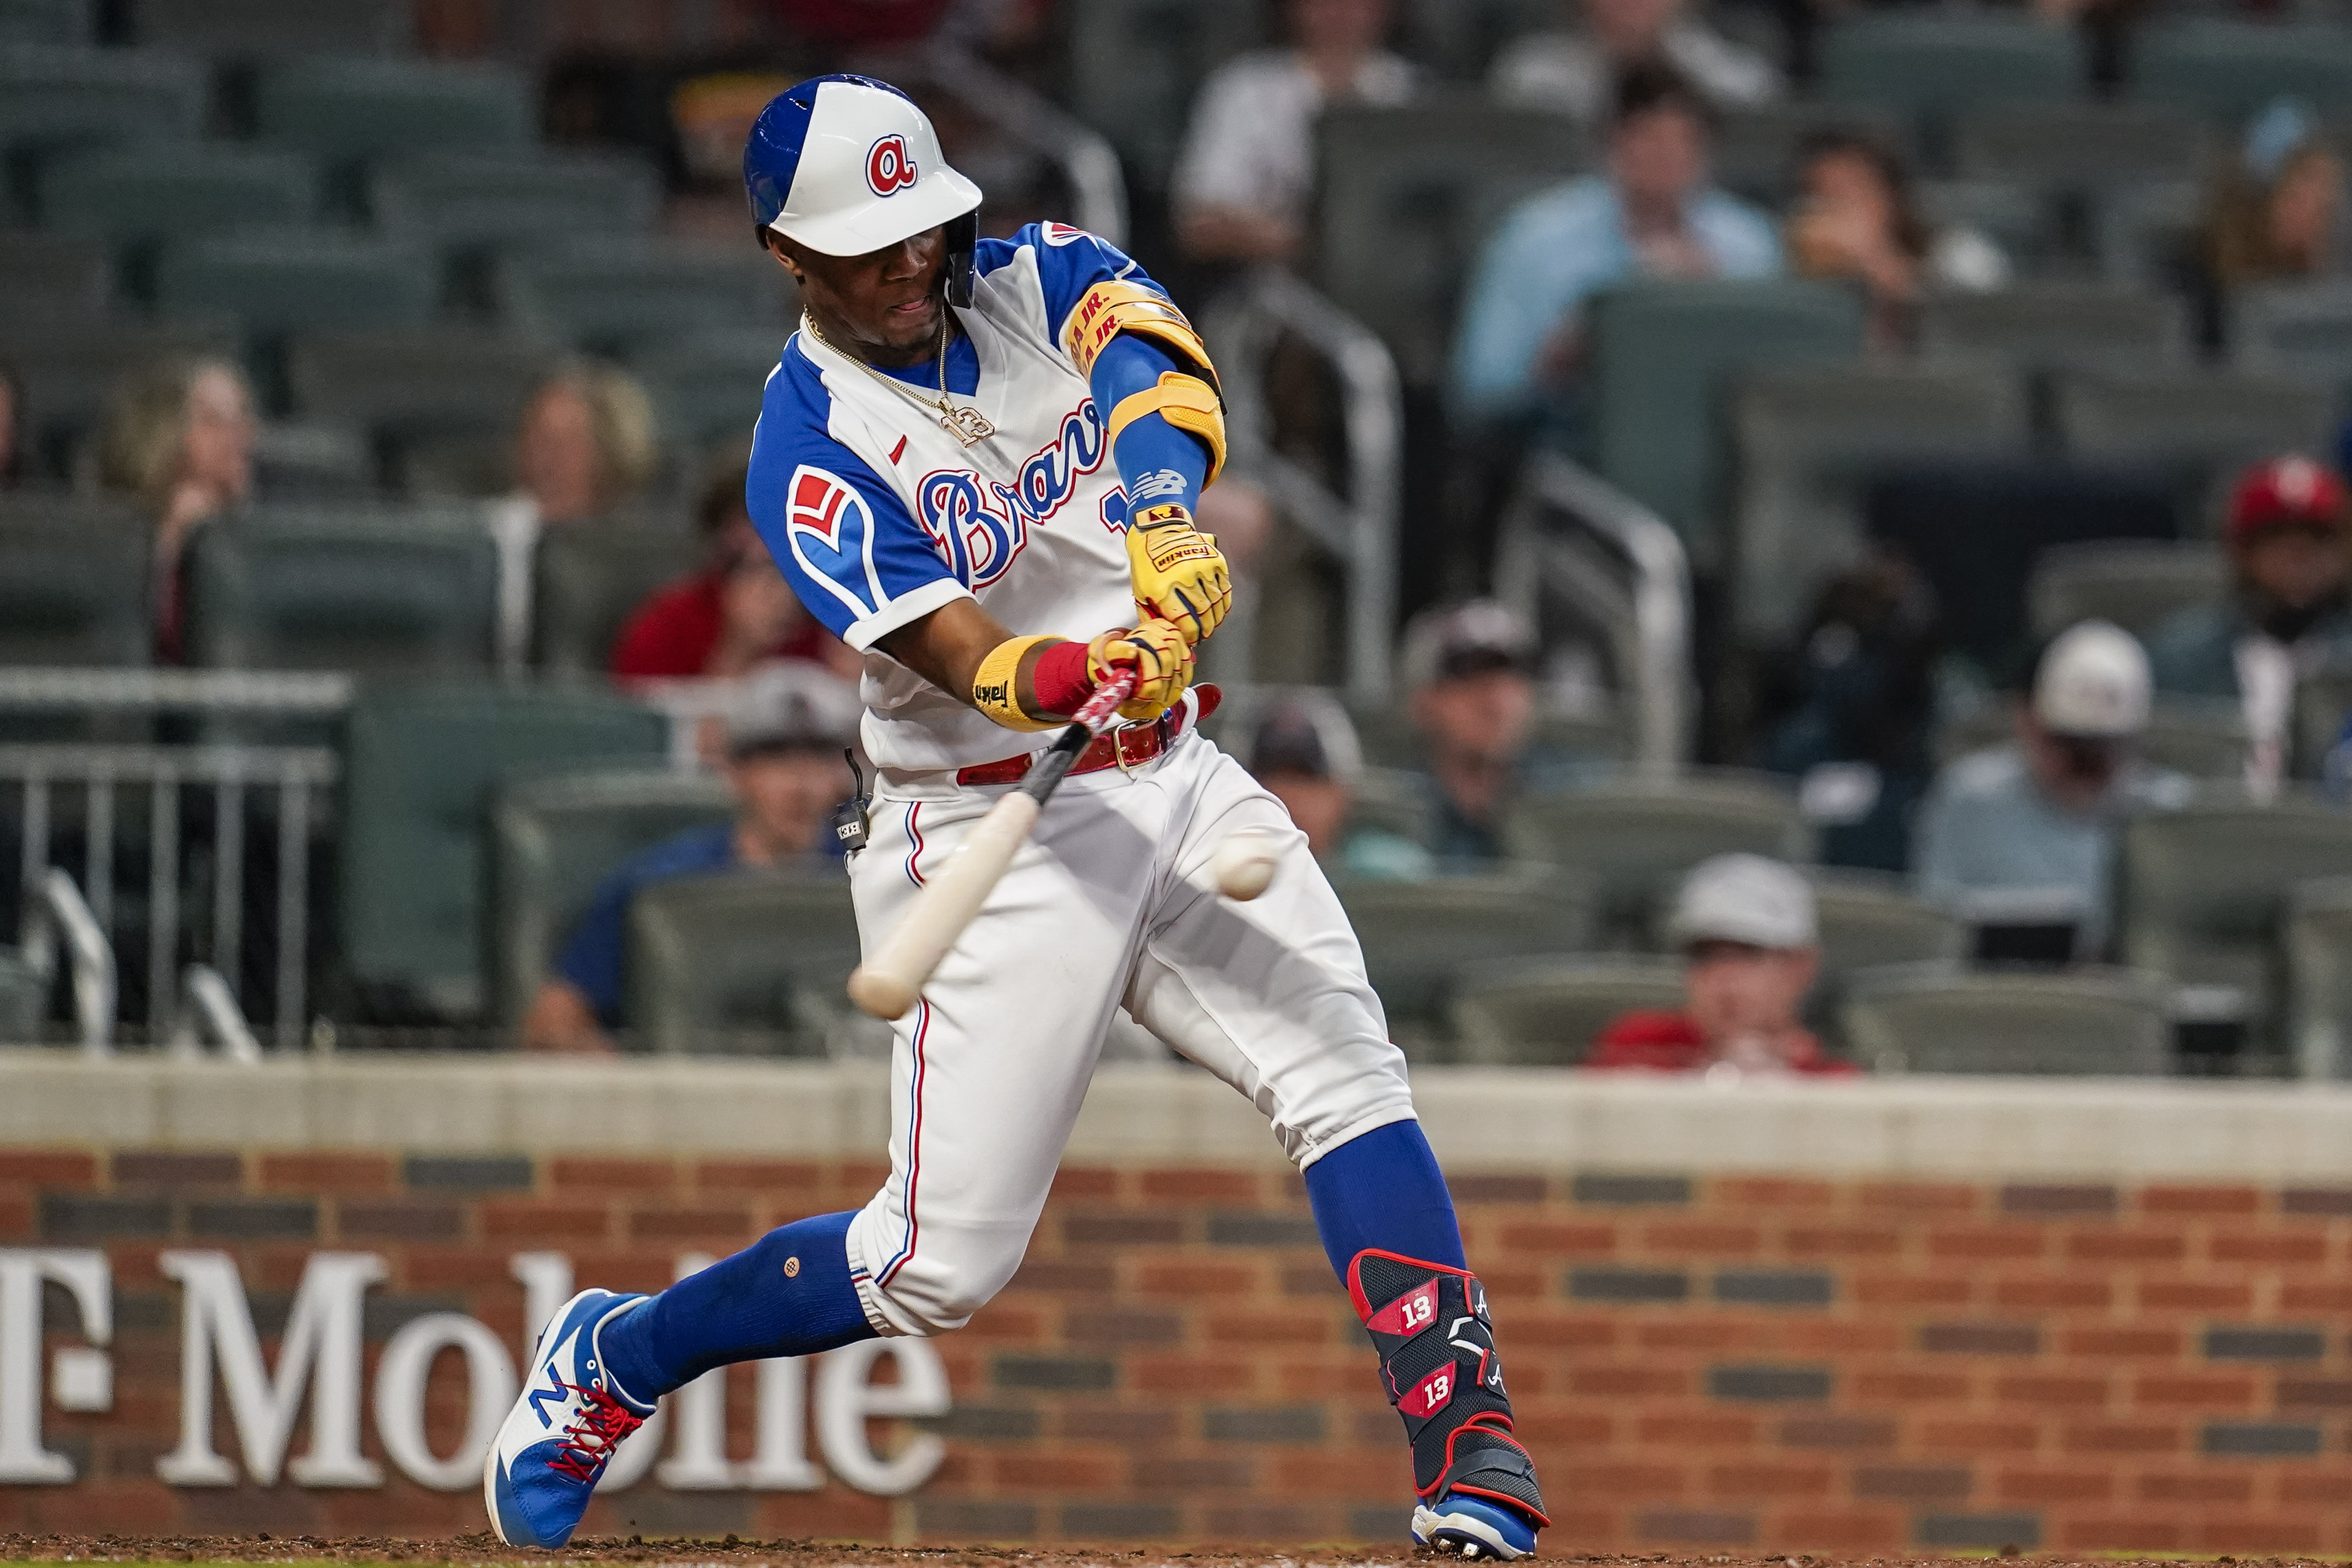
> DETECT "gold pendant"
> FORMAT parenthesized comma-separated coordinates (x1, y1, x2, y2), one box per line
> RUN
(940, 404, 994, 448)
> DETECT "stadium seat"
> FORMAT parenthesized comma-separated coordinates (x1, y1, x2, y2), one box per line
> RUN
(2026, 539, 2228, 642)
(2117, 790, 2352, 1035)
(253, 57, 532, 163)
(370, 150, 663, 255)
(340, 682, 668, 1021)
(2231, 280, 2352, 394)
(632, 334, 789, 449)
(129, 0, 409, 56)
(1915, 178, 2060, 276)
(1841, 963, 2172, 1075)
(1313, 97, 1585, 380)
(0, 231, 107, 323)
(1811, 870, 1967, 995)
(181, 504, 500, 675)
(1064, 0, 1260, 185)
(2093, 179, 2205, 290)
(285, 327, 552, 450)
(1500, 772, 1812, 946)
(1917, 284, 2191, 378)
(0, 44, 205, 159)
(0, 947, 39, 1039)
(1588, 279, 1865, 563)
(0, 496, 152, 666)
(0, 316, 238, 476)
(1450, 955, 1686, 1066)
(2286, 876, 2352, 1078)
(1818, 15, 2085, 154)
(1341, 698, 1630, 776)
(2128, 20, 2352, 126)
(1732, 361, 2026, 644)
(2051, 370, 2337, 533)
(37, 144, 318, 247)
(2293, 665, 2352, 780)
(486, 769, 734, 1024)
(1951, 101, 2208, 194)
(1712, 102, 1914, 208)
(1931, 697, 2249, 782)
(0, 0, 90, 45)
(624, 870, 863, 1056)
(497, 240, 791, 357)
(530, 520, 702, 680)
(1333, 869, 1595, 1059)
(153, 230, 437, 346)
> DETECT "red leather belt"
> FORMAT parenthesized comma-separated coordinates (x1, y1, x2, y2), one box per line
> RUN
(955, 683, 1222, 788)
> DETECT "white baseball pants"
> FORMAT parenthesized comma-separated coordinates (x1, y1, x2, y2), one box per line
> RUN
(842, 729, 1417, 1337)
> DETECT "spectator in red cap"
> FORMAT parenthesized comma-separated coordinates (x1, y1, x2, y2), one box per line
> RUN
(2146, 454, 2352, 790)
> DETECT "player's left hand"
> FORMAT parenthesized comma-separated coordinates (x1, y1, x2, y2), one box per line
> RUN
(1126, 503, 1231, 645)
(1086, 618, 1192, 723)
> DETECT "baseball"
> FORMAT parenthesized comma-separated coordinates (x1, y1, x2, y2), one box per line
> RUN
(1211, 828, 1282, 900)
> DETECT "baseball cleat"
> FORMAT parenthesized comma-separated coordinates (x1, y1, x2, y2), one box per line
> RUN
(1413, 1491, 1541, 1559)
(484, 1289, 654, 1547)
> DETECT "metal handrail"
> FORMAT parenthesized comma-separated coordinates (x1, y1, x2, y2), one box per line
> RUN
(169, 963, 263, 1065)
(20, 869, 114, 1056)
(0, 668, 354, 712)
(1207, 268, 1404, 704)
(1492, 452, 1694, 777)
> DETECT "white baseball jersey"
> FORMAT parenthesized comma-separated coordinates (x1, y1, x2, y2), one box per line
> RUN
(747, 220, 1157, 773)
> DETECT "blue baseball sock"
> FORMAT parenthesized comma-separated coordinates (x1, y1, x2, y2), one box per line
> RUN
(598, 1211, 875, 1402)
(1303, 1119, 1467, 1280)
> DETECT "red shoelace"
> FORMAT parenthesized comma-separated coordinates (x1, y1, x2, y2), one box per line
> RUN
(544, 1382, 647, 1483)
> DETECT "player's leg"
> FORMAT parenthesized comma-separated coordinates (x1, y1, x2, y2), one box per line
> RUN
(486, 778, 1152, 1545)
(1123, 739, 1547, 1558)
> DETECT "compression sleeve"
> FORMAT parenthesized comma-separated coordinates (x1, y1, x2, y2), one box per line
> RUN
(1090, 333, 1213, 520)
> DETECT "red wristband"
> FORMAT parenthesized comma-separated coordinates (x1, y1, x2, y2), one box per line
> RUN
(1029, 638, 1093, 719)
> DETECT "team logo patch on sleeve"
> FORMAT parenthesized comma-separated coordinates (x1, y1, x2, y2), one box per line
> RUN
(784, 464, 882, 618)
(1038, 221, 1085, 246)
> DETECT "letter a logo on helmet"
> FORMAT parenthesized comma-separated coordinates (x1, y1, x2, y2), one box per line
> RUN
(743, 74, 980, 259)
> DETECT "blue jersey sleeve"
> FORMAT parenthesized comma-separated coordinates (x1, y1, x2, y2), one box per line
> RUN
(997, 221, 1172, 355)
(746, 350, 970, 651)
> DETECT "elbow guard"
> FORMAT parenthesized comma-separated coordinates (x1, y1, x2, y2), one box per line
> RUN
(1066, 280, 1228, 485)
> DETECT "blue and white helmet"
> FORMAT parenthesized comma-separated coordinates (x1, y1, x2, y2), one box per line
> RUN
(744, 75, 983, 295)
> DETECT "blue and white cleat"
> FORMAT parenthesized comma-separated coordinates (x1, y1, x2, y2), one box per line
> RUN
(1413, 1492, 1542, 1559)
(484, 1289, 654, 1548)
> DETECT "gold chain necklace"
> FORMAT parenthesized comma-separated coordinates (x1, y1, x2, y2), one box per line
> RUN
(803, 309, 996, 449)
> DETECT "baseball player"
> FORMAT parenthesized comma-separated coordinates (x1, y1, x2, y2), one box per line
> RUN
(487, 75, 1547, 1558)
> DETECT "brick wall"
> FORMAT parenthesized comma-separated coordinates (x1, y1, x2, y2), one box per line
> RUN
(6, 1146, 2352, 1551)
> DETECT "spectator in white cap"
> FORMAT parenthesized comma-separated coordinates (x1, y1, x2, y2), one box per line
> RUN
(1914, 620, 2191, 955)
(1585, 853, 1854, 1075)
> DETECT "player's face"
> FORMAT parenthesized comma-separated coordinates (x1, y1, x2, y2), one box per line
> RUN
(771, 227, 949, 363)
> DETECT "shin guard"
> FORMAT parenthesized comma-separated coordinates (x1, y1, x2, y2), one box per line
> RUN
(1347, 1249, 1548, 1526)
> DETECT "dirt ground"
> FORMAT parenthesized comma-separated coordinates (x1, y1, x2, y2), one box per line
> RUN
(0, 1542, 2313, 1568)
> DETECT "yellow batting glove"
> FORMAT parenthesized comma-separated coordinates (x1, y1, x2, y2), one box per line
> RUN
(1086, 618, 1192, 723)
(1126, 503, 1231, 645)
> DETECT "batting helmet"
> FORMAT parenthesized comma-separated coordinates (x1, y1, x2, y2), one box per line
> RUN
(744, 74, 984, 302)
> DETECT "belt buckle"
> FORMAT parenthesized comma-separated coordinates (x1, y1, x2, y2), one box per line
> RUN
(1109, 718, 1145, 775)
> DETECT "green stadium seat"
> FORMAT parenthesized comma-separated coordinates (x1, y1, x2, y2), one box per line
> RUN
(2026, 540, 2226, 643)
(1314, 97, 1585, 380)
(498, 240, 790, 357)
(1588, 279, 1865, 565)
(0, 496, 152, 666)
(340, 681, 668, 1021)
(530, 519, 702, 680)
(1810, 870, 1967, 995)
(37, 144, 318, 246)
(1841, 963, 2172, 1075)
(623, 870, 863, 1056)
(1501, 772, 1812, 946)
(129, 0, 409, 56)
(0, 232, 108, 322)
(0, 44, 205, 159)
(2051, 370, 2337, 533)
(1819, 15, 2085, 154)
(154, 230, 437, 345)
(0, 0, 89, 46)
(285, 327, 551, 449)
(2117, 790, 2352, 1039)
(0, 316, 238, 477)
(1334, 868, 1595, 1060)
(486, 769, 734, 1024)
(371, 151, 662, 253)
(1450, 955, 1685, 1066)
(1919, 284, 2190, 379)
(1951, 102, 2208, 194)
(181, 504, 499, 675)
(1732, 362, 2026, 645)
(1065, 0, 1260, 185)
(2231, 280, 2352, 395)
(632, 334, 788, 449)
(2286, 876, 2352, 1078)
(2129, 21, 2352, 126)
(253, 57, 532, 162)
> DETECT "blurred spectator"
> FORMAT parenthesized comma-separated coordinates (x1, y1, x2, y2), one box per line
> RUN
(0, 357, 21, 489)
(520, 666, 860, 1055)
(611, 460, 836, 681)
(1585, 854, 1854, 1076)
(2202, 99, 2344, 297)
(1761, 551, 1943, 873)
(1915, 621, 2190, 955)
(1400, 600, 1547, 866)
(1787, 129, 2008, 350)
(1490, 0, 1780, 132)
(2147, 455, 2352, 794)
(1453, 62, 1780, 428)
(1247, 691, 1432, 879)
(513, 360, 659, 528)
(1172, 0, 1414, 267)
(95, 357, 257, 663)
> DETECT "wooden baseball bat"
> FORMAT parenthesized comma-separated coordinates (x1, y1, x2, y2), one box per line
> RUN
(846, 671, 1138, 1021)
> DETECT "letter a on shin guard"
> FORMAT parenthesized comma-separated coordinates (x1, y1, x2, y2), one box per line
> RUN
(1348, 1249, 1548, 1527)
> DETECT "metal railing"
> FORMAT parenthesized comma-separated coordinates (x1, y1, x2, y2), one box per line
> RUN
(1492, 452, 1695, 777)
(1207, 268, 1405, 705)
(914, 44, 1130, 246)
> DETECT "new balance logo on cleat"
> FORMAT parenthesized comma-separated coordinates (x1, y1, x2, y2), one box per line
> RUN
(483, 1289, 655, 1548)
(1348, 1249, 1548, 1560)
